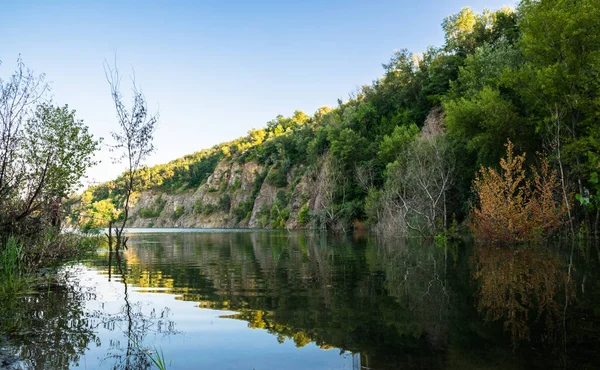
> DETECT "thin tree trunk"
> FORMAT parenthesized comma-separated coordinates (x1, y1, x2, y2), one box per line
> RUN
(595, 208, 599, 239)
(107, 219, 113, 253)
(554, 108, 575, 237)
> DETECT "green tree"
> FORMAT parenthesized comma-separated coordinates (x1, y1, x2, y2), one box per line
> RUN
(443, 7, 479, 54)
(444, 86, 532, 167)
(378, 123, 419, 165)
(25, 104, 100, 199)
(517, 0, 600, 191)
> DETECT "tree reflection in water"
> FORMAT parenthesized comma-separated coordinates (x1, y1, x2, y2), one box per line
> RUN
(472, 243, 576, 348)
(2, 232, 599, 370)
(0, 267, 98, 369)
(102, 231, 599, 369)
(0, 250, 178, 370)
(100, 250, 177, 370)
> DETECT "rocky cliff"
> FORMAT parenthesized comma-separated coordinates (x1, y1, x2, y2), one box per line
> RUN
(127, 157, 315, 229)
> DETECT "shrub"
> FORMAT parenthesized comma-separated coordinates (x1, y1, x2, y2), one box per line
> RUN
(171, 205, 185, 220)
(234, 200, 252, 222)
(298, 204, 310, 225)
(203, 204, 217, 215)
(266, 160, 291, 188)
(231, 178, 242, 191)
(194, 199, 204, 214)
(364, 189, 381, 225)
(218, 194, 231, 212)
(291, 166, 307, 188)
(139, 208, 160, 218)
(471, 141, 566, 243)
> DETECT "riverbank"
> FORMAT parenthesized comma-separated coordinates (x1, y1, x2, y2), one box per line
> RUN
(0, 232, 101, 298)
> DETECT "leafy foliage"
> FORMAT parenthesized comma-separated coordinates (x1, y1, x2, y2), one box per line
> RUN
(471, 141, 566, 243)
(75, 1, 600, 236)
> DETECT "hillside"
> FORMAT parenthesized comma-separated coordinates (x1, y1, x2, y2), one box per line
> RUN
(70, 2, 600, 235)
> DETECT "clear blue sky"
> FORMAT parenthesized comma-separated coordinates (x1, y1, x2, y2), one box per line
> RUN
(1, 0, 514, 185)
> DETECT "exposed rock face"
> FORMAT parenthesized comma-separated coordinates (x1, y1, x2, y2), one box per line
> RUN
(127, 158, 314, 229)
(247, 167, 280, 228)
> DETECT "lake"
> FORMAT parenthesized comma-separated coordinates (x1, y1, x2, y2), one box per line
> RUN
(1, 229, 599, 369)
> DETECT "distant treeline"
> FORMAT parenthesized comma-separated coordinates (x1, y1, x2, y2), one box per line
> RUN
(75, 0, 600, 237)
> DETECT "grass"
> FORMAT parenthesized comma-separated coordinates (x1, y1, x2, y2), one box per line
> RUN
(146, 347, 168, 370)
(0, 233, 100, 298)
(0, 237, 29, 297)
(126, 335, 170, 370)
(1, 237, 23, 278)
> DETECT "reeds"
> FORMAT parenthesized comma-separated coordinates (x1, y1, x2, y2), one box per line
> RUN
(0, 237, 28, 297)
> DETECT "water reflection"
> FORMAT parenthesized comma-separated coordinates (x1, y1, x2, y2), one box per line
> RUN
(0, 267, 98, 369)
(472, 244, 575, 348)
(94, 232, 600, 369)
(1, 231, 599, 369)
(101, 252, 177, 370)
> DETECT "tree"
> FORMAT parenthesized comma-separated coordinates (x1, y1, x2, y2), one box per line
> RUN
(0, 59, 99, 238)
(378, 123, 419, 165)
(104, 61, 157, 249)
(25, 104, 100, 199)
(444, 86, 531, 167)
(442, 7, 479, 55)
(0, 58, 48, 234)
(379, 133, 455, 236)
(517, 0, 600, 230)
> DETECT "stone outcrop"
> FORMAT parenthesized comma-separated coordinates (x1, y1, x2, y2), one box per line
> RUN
(127, 158, 315, 229)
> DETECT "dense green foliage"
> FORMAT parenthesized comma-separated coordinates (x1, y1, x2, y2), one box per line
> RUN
(0, 59, 101, 288)
(76, 0, 600, 235)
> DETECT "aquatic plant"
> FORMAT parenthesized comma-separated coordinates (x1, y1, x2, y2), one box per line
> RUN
(126, 335, 169, 370)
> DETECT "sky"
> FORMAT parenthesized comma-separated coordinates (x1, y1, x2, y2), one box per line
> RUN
(1, 0, 515, 185)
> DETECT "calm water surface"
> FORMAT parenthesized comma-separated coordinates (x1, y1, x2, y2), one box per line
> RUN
(1, 229, 599, 369)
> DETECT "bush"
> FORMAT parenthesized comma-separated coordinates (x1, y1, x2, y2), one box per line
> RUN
(203, 204, 217, 215)
(472, 141, 566, 243)
(364, 189, 381, 225)
(270, 208, 290, 229)
(231, 178, 242, 191)
(139, 208, 161, 218)
(218, 194, 231, 212)
(266, 159, 291, 188)
(171, 205, 185, 220)
(298, 204, 311, 225)
(194, 199, 204, 214)
(234, 200, 252, 222)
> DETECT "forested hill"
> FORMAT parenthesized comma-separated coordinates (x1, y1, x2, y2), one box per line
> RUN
(70, 1, 600, 234)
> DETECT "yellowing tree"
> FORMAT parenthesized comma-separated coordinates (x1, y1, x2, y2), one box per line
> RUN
(472, 141, 566, 243)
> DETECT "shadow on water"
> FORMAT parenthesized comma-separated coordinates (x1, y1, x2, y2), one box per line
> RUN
(1, 231, 600, 369)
